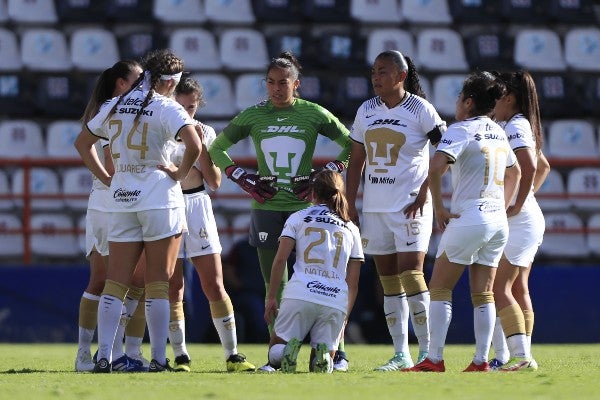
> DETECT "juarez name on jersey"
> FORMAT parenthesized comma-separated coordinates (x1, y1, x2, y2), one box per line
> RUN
(209, 99, 352, 211)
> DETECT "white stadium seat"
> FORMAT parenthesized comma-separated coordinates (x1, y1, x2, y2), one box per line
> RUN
(191, 73, 236, 119)
(30, 213, 79, 258)
(0, 119, 45, 158)
(7, 0, 57, 24)
(220, 29, 268, 71)
(21, 28, 71, 72)
(62, 167, 93, 210)
(514, 28, 566, 71)
(417, 28, 468, 72)
(350, 0, 401, 23)
(547, 119, 597, 158)
(432, 74, 467, 118)
(169, 28, 221, 71)
(205, 0, 255, 24)
(46, 120, 82, 158)
(587, 213, 600, 256)
(400, 0, 452, 24)
(0, 213, 24, 258)
(234, 73, 268, 111)
(366, 28, 415, 66)
(0, 28, 22, 71)
(539, 212, 588, 258)
(70, 28, 120, 72)
(564, 27, 600, 71)
(566, 167, 600, 210)
(536, 169, 570, 211)
(153, 0, 206, 24)
(12, 167, 63, 210)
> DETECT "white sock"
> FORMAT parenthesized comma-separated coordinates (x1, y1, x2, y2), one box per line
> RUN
(145, 298, 170, 364)
(507, 334, 528, 359)
(473, 303, 495, 364)
(428, 300, 452, 363)
(213, 313, 237, 358)
(78, 327, 95, 353)
(113, 297, 138, 359)
(407, 291, 430, 354)
(491, 317, 509, 363)
(125, 336, 144, 357)
(383, 294, 410, 355)
(96, 294, 123, 362)
(268, 343, 285, 368)
(168, 320, 188, 358)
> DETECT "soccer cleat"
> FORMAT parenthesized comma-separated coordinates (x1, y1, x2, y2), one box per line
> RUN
(93, 357, 112, 373)
(128, 350, 150, 369)
(256, 363, 277, 373)
(417, 350, 428, 364)
(463, 361, 491, 372)
(75, 349, 95, 372)
(499, 357, 534, 372)
(281, 338, 302, 373)
(148, 358, 173, 372)
(409, 357, 445, 372)
(528, 358, 538, 370)
(226, 353, 256, 372)
(111, 354, 148, 372)
(313, 343, 333, 373)
(374, 352, 414, 371)
(489, 358, 505, 370)
(332, 350, 349, 372)
(173, 354, 191, 372)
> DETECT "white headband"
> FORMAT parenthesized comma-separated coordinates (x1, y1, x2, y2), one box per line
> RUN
(160, 72, 182, 81)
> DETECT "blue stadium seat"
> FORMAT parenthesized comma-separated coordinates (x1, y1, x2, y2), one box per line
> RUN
(334, 75, 371, 119)
(465, 31, 514, 70)
(318, 32, 365, 71)
(267, 31, 318, 68)
(534, 73, 582, 118)
(582, 74, 600, 118)
(449, 0, 502, 23)
(33, 73, 87, 118)
(105, 0, 153, 22)
(303, 0, 350, 22)
(118, 30, 166, 62)
(55, 0, 107, 23)
(0, 72, 34, 117)
(548, 0, 596, 23)
(253, 0, 303, 22)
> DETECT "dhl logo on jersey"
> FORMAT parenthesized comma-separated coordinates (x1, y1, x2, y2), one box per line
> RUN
(367, 119, 408, 127)
(263, 125, 305, 133)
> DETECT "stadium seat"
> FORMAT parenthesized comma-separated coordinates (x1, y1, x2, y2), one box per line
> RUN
(303, 0, 350, 22)
(220, 29, 269, 71)
(234, 73, 267, 111)
(62, 167, 93, 211)
(350, 0, 401, 24)
(539, 212, 588, 258)
(190, 73, 236, 119)
(21, 28, 71, 72)
(0, 119, 45, 159)
(0, 169, 13, 210)
(55, 0, 107, 23)
(400, 0, 452, 24)
(432, 74, 467, 119)
(365, 28, 415, 66)
(253, 0, 303, 22)
(534, 73, 582, 118)
(0, 0, 8, 23)
(0, 72, 34, 116)
(548, 0, 596, 23)
(499, 0, 548, 23)
(334, 75, 371, 119)
(449, 0, 501, 23)
(536, 169, 570, 211)
(582, 74, 600, 118)
(12, 167, 63, 210)
(0, 213, 24, 259)
(298, 74, 335, 110)
(70, 28, 120, 72)
(169, 28, 221, 71)
(153, 0, 206, 23)
(564, 27, 600, 72)
(0, 28, 22, 71)
(104, 0, 153, 22)
(118, 30, 166, 62)
(46, 120, 82, 158)
(587, 213, 600, 256)
(416, 28, 469, 72)
(33, 73, 87, 118)
(567, 167, 600, 211)
(230, 212, 251, 244)
(514, 28, 566, 71)
(318, 32, 366, 70)
(205, 0, 255, 24)
(30, 213, 80, 258)
(267, 31, 318, 67)
(7, 0, 57, 24)
(464, 31, 514, 71)
(547, 119, 597, 159)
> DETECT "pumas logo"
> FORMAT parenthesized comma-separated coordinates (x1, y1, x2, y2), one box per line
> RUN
(266, 125, 302, 133)
(259, 232, 268, 242)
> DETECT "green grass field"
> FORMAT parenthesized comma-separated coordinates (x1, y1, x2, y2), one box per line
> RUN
(1, 343, 598, 400)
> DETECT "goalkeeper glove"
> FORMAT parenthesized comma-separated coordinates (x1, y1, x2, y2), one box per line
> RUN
(226, 166, 278, 204)
(291, 160, 345, 201)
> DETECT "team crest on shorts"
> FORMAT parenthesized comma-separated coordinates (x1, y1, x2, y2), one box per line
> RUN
(259, 231, 268, 242)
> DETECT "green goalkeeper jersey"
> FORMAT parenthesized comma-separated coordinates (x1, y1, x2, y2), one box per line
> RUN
(209, 98, 352, 211)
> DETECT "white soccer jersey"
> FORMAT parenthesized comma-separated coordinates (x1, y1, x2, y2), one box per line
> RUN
(169, 121, 216, 171)
(87, 87, 195, 211)
(350, 94, 446, 212)
(87, 140, 111, 211)
(436, 116, 517, 226)
(280, 204, 364, 313)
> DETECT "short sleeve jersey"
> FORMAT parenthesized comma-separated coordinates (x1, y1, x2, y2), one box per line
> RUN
(436, 116, 517, 226)
(350, 94, 446, 212)
(169, 121, 216, 171)
(209, 99, 352, 211)
(280, 204, 364, 313)
(87, 87, 195, 211)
